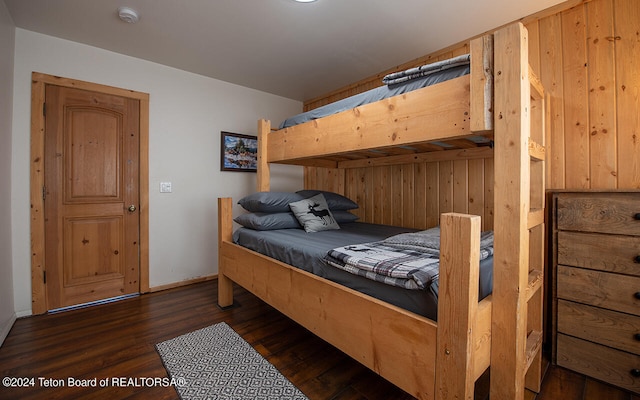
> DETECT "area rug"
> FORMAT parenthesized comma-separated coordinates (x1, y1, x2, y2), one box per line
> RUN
(156, 322, 308, 400)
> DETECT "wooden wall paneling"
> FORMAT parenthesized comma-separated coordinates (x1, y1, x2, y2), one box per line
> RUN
(372, 166, 384, 225)
(562, 6, 591, 189)
(438, 161, 454, 217)
(468, 159, 485, 225)
(413, 163, 427, 229)
(372, 166, 381, 224)
(614, 0, 640, 188)
(539, 14, 567, 189)
(400, 164, 415, 228)
(453, 159, 469, 214)
(452, 46, 470, 57)
(364, 168, 375, 223)
(345, 168, 358, 219)
(426, 162, 440, 229)
(587, 0, 618, 189)
(390, 164, 403, 226)
(356, 168, 369, 221)
(321, 168, 332, 191)
(436, 51, 454, 62)
(344, 168, 359, 220)
(483, 158, 495, 231)
(304, 166, 316, 189)
(308, 157, 492, 231)
(330, 168, 346, 194)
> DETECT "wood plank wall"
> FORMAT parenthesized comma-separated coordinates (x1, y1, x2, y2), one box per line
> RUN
(305, 160, 495, 231)
(303, 0, 639, 230)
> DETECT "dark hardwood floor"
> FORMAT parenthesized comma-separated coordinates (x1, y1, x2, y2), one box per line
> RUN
(0, 280, 637, 400)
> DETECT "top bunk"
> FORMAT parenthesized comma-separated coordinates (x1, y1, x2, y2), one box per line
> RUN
(258, 24, 545, 175)
(259, 34, 497, 170)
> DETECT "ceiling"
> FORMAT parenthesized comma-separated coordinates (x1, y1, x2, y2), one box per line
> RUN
(4, 0, 566, 101)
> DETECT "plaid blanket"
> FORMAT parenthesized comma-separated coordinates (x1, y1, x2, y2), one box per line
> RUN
(324, 228, 493, 290)
(382, 54, 471, 86)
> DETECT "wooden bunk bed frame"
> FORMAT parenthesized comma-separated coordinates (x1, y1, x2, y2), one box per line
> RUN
(218, 22, 548, 400)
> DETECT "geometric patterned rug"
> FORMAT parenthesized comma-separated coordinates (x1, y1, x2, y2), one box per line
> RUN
(156, 322, 308, 400)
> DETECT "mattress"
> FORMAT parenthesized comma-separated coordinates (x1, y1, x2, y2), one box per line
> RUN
(279, 62, 470, 129)
(233, 222, 493, 320)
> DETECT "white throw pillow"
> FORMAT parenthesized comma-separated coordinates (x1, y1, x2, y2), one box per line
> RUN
(289, 193, 340, 233)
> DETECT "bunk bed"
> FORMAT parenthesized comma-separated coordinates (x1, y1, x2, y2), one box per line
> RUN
(218, 22, 548, 400)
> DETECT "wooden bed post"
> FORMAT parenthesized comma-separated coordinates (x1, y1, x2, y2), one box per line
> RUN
(435, 213, 481, 400)
(470, 35, 494, 133)
(491, 22, 546, 399)
(257, 119, 271, 191)
(217, 197, 234, 307)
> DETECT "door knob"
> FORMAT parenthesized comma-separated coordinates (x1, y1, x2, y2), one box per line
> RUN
(128, 204, 137, 212)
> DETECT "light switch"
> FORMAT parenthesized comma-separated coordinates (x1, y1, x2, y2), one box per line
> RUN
(160, 182, 172, 193)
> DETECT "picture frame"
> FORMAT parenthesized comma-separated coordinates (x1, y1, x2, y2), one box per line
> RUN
(220, 131, 258, 172)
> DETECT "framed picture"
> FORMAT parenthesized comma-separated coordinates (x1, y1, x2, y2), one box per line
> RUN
(220, 131, 258, 172)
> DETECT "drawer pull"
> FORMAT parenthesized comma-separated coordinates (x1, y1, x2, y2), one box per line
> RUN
(636, 292, 640, 300)
(632, 369, 640, 378)
(635, 333, 640, 341)
(636, 256, 640, 263)
(635, 213, 640, 220)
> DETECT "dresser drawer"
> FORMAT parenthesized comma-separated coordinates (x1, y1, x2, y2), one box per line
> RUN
(557, 300, 640, 355)
(558, 231, 640, 276)
(557, 334, 640, 394)
(556, 193, 640, 236)
(557, 265, 640, 316)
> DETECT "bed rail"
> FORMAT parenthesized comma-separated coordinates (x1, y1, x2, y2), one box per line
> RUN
(436, 213, 491, 398)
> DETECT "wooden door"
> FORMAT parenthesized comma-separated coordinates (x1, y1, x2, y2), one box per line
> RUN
(44, 85, 140, 310)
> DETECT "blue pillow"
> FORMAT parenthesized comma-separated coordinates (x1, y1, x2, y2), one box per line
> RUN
(331, 210, 359, 223)
(238, 192, 304, 213)
(234, 212, 302, 231)
(295, 190, 358, 210)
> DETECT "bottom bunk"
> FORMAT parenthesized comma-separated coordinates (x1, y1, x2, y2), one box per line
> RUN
(218, 197, 493, 399)
(233, 218, 493, 321)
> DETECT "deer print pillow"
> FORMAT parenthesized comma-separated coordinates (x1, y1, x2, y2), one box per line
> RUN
(289, 193, 340, 233)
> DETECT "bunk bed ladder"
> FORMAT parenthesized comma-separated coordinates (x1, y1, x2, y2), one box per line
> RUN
(491, 22, 547, 399)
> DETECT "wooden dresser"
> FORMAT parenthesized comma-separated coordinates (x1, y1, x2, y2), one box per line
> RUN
(551, 191, 640, 394)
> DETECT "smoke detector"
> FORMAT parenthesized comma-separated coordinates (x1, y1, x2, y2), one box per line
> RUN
(118, 7, 139, 23)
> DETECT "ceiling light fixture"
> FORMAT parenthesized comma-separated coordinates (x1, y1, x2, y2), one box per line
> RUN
(294, 0, 318, 2)
(118, 7, 140, 23)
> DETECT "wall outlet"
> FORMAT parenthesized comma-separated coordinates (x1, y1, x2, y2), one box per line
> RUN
(160, 182, 172, 193)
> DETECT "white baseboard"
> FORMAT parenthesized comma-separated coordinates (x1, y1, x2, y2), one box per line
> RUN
(0, 313, 17, 347)
(16, 310, 32, 318)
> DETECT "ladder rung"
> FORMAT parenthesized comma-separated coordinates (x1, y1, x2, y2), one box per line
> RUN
(528, 138, 545, 161)
(527, 209, 544, 229)
(526, 270, 543, 301)
(525, 330, 543, 373)
(529, 66, 544, 100)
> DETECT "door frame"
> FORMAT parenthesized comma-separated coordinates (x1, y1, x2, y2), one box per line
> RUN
(30, 72, 150, 314)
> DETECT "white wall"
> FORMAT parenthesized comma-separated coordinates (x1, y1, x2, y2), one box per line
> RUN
(11, 28, 303, 316)
(0, 0, 16, 344)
